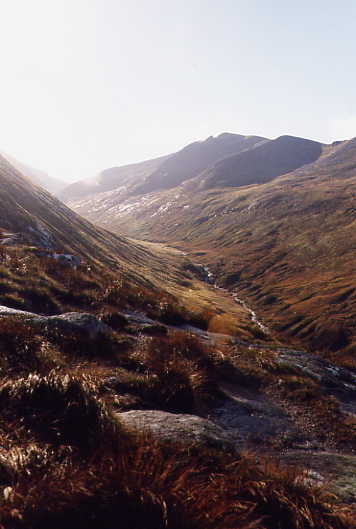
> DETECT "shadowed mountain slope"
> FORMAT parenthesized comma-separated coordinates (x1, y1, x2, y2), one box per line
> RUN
(133, 133, 267, 195)
(194, 135, 323, 189)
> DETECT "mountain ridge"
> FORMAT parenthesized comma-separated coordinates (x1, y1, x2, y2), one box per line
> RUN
(60, 133, 331, 208)
(131, 133, 268, 195)
(192, 135, 324, 189)
(59, 132, 271, 204)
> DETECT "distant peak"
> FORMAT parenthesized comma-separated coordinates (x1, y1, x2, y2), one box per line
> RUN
(275, 134, 323, 145)
(217, 132, 240, 138)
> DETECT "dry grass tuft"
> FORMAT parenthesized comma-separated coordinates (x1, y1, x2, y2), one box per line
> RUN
(0, 317, 61, 376)
(127, 332, 221, 412)
(0, 371, 121, 451)
(0, 441, 353, 529)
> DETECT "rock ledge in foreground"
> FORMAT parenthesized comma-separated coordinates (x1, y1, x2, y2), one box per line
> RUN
(116, 409, 235, 450)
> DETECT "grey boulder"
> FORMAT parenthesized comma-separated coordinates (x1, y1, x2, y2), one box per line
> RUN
(0, 307, 112, 341)
(36, 312, 112, 340)
(116, 409, 235, 451)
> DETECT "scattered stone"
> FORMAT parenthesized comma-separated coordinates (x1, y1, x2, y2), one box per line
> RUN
(140, 323, 168, 336)
(53, 253, 81, 268)
(0, 232, 20, 246)
(28, 222, 54, 249)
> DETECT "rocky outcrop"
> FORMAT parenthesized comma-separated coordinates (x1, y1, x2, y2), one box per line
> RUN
(0, 307, 112, 341)
(275, 350, 356, 416)
(0, 306, 37, 317)
(116, 409, 235, 450)
(40, 313, 112, 340)
(211, 383, 297, 446)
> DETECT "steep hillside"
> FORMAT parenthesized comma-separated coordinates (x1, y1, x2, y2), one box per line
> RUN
(1, 151, 65, 194)
(0, 153, 260, 339)
(73, 139, 356, 363)
(194, 135, 323, 189)
(0, 152, 145, 268)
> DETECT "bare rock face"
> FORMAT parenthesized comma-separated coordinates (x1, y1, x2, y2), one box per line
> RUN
(116, 409, 235, 450)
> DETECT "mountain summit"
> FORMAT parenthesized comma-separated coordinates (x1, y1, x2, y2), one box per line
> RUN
(132, 133, 267, 195)
(194, 135, 323, 189)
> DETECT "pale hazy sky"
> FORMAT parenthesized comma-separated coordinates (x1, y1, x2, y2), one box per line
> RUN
(0, 0, 355, 182)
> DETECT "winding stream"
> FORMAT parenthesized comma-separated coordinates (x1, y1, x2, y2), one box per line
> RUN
(197, 263, 270, 334)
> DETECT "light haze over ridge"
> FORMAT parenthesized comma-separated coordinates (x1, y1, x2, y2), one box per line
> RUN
(0, 0, 355, 182)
